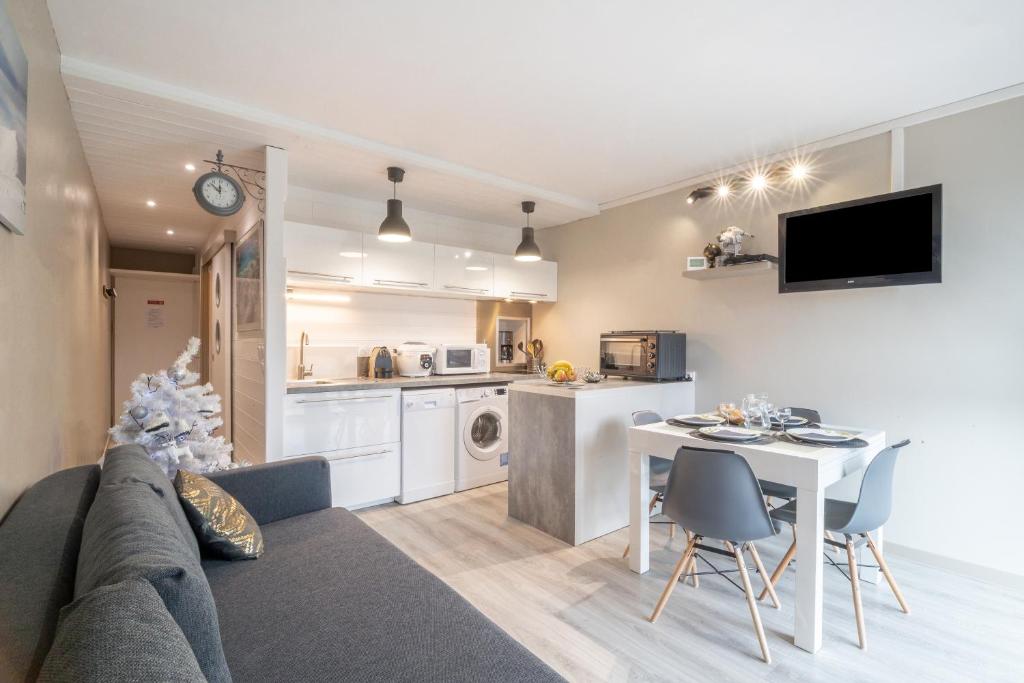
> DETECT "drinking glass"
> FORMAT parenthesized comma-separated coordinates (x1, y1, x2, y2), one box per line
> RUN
(777, 407, 792, 430)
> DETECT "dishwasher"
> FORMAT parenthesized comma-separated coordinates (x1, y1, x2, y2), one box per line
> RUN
(283, 389, 401, 509)
(398, 388, 456, 504)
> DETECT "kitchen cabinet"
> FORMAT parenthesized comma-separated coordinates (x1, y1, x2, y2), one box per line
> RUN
(284, 221, 365, 284)
(434, 245, 494, 297)
(493, 255, 558, 302)
(283, 389, 401, 509)
(362, 238, 436, 292)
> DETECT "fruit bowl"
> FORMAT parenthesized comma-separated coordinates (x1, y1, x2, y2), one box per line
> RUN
(545, 360, 578, 384)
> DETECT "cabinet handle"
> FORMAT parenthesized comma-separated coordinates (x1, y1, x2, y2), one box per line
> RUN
(373, 279, 428, 288)
(510, 291, 548, 298)
(332, 449, 391, 461)
(293, 395, 394, 404)
(288, 271, 354, 283)
(443, 285, 488, 293)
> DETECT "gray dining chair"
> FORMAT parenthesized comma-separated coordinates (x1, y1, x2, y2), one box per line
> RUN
(622, 410, 680, 560)
(761, 440, 911, 650)
(758, 407, 822, 502)
(649, 445, 780, 664)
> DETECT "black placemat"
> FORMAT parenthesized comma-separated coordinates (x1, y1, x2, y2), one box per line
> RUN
(686, 430, 778, 446)
(666, 417, 725, 429)
(776, 432, 869, 449)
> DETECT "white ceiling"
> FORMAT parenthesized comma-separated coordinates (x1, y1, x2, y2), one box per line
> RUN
(48, 1, 1024, 248)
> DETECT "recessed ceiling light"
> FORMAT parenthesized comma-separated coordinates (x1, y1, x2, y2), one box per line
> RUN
(790, 163, 809, 180)
(166, 229, 175, 235)
(716, 184, 730, 198)
(749, 174, 768, 191)
(464, 251, 472, 258)
(184, 163, 196, 172)
(146, 200, 156, 207)
(465, 265, 488, 271)
(338, 251, 365, 258)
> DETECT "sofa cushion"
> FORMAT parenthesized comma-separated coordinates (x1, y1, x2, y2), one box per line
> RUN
(175, 469, 264, 560)
(76, 457, 232, 682)
(38, 578, 206, 683)
(0, 465, 101, 682)
(203, 507, 562, 682)
(102, 444, 201, 560)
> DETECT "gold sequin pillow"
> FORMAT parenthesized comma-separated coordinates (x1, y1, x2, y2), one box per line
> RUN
(174, 470, 264, 560)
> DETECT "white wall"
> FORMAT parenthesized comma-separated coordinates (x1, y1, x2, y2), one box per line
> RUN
(533, 97, 1024, 581)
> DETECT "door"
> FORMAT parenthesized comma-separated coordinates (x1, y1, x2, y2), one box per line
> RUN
(434, 245, 494, 296)
(113, 272, 200, 415)
(362, 238, 435, 291)
(284, 221, 364, 284)
(463, 404, 507, 461)
(207, 245, 233, 441)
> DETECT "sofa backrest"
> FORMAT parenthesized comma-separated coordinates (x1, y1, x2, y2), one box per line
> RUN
(0, 464, 101, 682)
(74, 445, 232, 682)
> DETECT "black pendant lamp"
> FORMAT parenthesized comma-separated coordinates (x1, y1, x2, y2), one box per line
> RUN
(514, 201, 542, 262)
(378, 166, 412, 242)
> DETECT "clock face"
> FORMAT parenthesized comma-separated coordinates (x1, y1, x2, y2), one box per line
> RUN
(193, 172, 244, 216)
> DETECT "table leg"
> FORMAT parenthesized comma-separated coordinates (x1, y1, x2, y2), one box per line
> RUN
(859, 525, 882, 584)
(628, 449, 650, 574)
(794, 486, 824, 653)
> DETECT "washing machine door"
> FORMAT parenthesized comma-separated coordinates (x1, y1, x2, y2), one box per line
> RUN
(463, 404, 507, 461)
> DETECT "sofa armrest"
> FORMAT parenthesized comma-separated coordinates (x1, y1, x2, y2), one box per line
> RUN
(205, 457, 331, 525)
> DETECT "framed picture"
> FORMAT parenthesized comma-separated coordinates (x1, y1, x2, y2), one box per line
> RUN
(0, 6, 28, 235)
(234, 220, 263, 334)
(686, 255, 708, 271)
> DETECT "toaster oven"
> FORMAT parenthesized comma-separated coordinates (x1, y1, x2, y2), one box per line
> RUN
(599, 331, 686, 381)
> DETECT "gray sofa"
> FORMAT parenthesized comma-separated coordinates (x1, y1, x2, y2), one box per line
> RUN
(0, 445, 562, 682)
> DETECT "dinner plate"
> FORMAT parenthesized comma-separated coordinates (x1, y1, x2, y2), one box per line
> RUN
(770, 415, 809, 427)
(697, 425, 763, 441)
(547, 380, 585, 388)
(787, 427, 856, 444)
(673, 413, 727, 427)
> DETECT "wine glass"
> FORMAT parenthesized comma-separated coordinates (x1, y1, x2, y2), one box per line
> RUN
(777, 407, 792, 431)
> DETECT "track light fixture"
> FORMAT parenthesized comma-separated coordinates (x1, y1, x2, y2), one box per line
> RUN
(685, 161, 815, 205)
(514, 201, 542, 262)
(378, 167, 412, 242)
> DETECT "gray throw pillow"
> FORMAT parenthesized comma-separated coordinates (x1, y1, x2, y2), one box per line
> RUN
(39, 578, 206, 682)
(76, 472, 232, 682)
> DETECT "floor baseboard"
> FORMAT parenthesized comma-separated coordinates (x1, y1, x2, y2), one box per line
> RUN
(884, 541, 1024, 590)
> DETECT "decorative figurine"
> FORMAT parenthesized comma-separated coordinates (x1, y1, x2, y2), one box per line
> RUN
(716, 226, 754, 257)
(703, 242, 723, 268)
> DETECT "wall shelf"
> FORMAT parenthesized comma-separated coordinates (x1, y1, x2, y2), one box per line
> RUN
(682, 260, 777, 280)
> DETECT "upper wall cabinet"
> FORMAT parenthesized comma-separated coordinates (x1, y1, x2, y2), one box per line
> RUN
(362, 238, 436, 292)
(284, 221, 365, 284)
(493, 255, 558, 302)
(434, 246, 494, 297)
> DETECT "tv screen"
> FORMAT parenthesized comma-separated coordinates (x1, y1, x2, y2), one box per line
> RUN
(779, 185, 941, 293)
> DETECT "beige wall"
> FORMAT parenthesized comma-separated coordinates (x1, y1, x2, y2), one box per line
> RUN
(534, 97, 1024, 580)
(0, 0, 111, 515)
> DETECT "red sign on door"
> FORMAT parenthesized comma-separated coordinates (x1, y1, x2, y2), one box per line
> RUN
(147, 300, 165, 305)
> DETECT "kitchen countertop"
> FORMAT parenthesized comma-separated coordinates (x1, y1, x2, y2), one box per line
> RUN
(509, 377, 692, 398)
(286, 372, 541, 394)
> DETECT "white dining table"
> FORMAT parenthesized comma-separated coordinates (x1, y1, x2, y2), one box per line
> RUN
(627, 421, 886, 653)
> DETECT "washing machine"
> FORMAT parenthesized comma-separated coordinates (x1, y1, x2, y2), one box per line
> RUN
(455, 385, 509, 491)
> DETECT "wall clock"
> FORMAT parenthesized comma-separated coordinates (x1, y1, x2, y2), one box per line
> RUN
(193, 168, 245, 217)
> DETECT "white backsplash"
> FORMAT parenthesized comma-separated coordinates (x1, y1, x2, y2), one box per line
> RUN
(286, 290, 477, 379)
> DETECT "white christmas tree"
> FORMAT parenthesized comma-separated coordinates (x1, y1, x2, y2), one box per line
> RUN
(109, 337, 236, 476)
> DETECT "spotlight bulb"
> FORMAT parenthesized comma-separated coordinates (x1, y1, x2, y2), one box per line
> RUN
(750, 174, 768, 191)
(790, 164, 809, 180)
(716, 184, 730, 198)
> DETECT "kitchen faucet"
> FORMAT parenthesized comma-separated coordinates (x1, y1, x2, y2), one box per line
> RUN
(297, 331, 313, 379)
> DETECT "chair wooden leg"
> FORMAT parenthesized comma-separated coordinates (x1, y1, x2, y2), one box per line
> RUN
(759, 539, 796, 601)
(825, 530, 840, 555)
(748, 542, 780, 609)
(734, 544, 772, 664)
(846, 539, 867, 650)
(684, 531, 699, 587)
(623, 492, 661, 559)
(669, 522, 676, 540)
(865, 532, 910, 614)
(649, 536, 697, 623)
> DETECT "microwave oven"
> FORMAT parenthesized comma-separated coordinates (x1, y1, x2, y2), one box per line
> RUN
(434, 344, 490, 375)
(599, 331, 686, 381)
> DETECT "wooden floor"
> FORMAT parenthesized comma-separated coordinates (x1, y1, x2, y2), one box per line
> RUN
(357, 483, 1024, 682)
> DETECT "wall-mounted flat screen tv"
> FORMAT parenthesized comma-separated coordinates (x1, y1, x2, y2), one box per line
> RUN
(778, 184, 941, 293)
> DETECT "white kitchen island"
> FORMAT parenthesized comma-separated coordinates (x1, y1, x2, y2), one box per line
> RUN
(507, 379, 694, 545)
